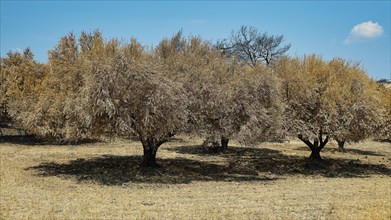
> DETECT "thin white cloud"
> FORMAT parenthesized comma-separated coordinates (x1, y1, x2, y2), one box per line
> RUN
(344, 21, 384, 44)
(351, 21, 383, 38)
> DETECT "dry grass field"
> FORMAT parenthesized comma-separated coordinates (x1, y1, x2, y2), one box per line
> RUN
(0, 134, 390, 219)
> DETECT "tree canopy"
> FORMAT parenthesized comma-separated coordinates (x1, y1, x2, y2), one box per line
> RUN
(1, 29, 388, 166)
(217, 25, 291, 67)
(276, 55, 384, 159)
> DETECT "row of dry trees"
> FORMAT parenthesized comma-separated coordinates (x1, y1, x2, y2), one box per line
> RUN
(1, 27, 390, 167)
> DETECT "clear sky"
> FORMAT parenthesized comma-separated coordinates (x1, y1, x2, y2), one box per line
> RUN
(1, 1, 390, 80)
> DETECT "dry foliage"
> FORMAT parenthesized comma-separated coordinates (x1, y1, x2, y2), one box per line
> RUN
(376, 84, 391, 140)
(1, 30, 388, 165)
(155, 32, 283, 151)
(0, 49, 46, 131)
(276, 55, 386, 159)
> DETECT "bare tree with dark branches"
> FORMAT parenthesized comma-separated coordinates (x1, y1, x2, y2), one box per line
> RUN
(217, 25, 291, 68)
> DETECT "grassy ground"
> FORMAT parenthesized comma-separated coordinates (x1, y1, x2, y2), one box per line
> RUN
(0, 135, 390, 219)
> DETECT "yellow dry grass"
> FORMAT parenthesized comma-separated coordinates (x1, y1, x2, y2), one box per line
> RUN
(1, 135, 390, 219)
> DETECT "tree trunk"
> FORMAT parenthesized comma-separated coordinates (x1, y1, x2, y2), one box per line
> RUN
(139, 133, 174, 167)
(141, 137, 162, 167)
(221, 136, 229, 150)
(309, 148, 322, 160)
(143, 147, 158, 167)
(298, 134, 328, 161)
(337, 140, 345, 152)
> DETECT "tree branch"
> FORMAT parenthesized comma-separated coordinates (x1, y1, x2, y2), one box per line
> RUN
(298, 134, 315, 150)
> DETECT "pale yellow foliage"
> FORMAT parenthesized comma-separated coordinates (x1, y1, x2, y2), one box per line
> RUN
(276, 55, 384, 143)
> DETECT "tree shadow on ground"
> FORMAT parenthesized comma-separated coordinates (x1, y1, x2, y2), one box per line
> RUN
(0, 135, 98, 146)
(26, 155, 276, 185)
(294, 146, 386, 156)
(0, 135, 46, 145)
(27, 145, 391, 186)
(374, 138, 391, 143)
(169, 145, 391, 178)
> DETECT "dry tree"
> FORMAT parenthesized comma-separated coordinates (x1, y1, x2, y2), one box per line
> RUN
(276, 55, 384, 160)
(1, 48, 46, 135)
(156, 31, 283, 151)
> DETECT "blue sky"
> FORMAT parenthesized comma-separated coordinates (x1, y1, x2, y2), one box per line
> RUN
(1, 1, 390, 80)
